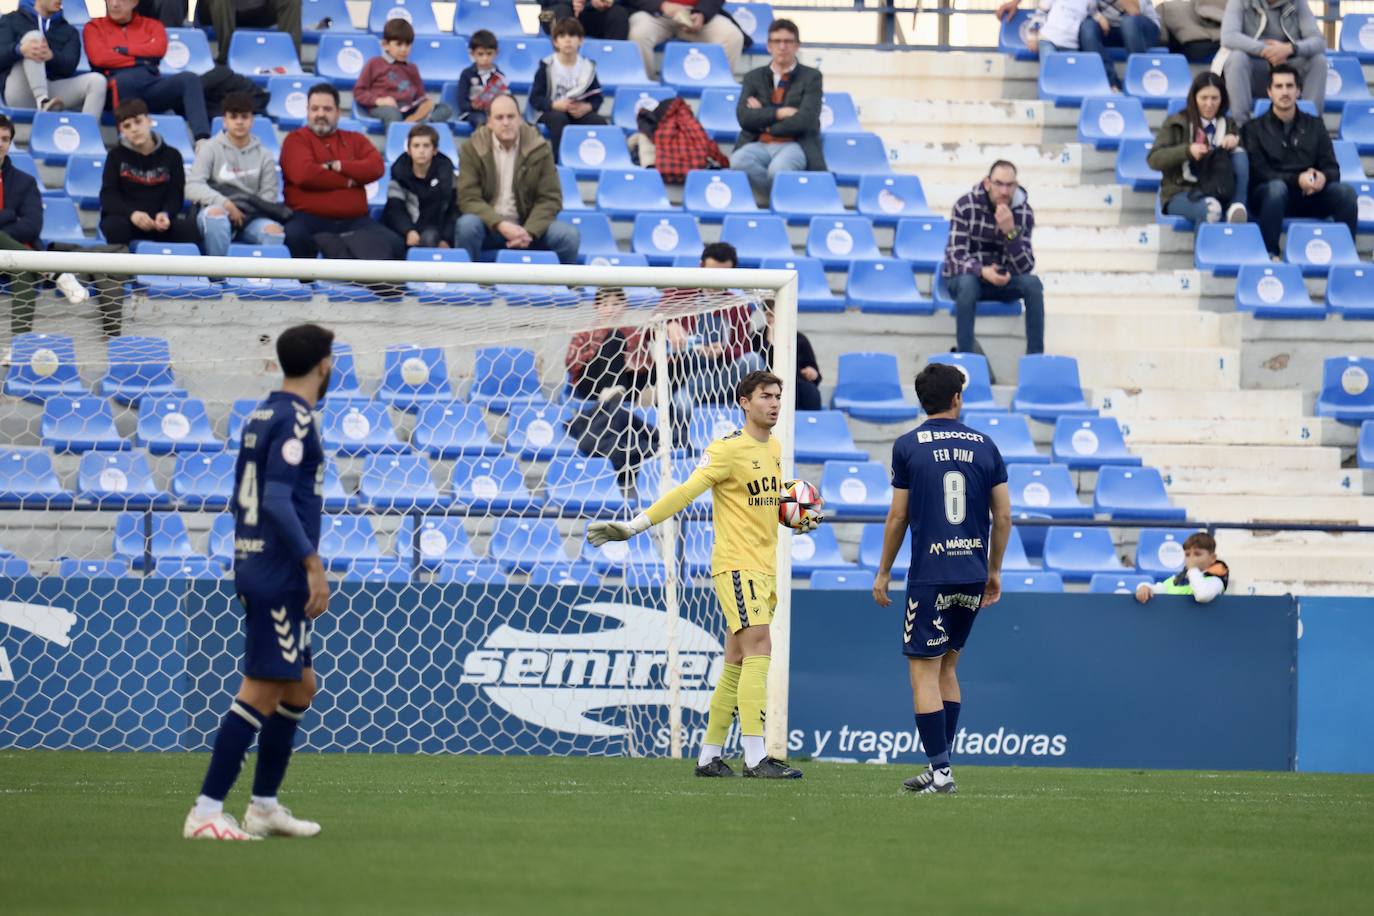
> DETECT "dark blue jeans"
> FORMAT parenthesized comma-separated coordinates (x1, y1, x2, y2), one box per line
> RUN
(1078, 15, 1161, 90)
(111, 67, 210, 139)
(948, 272, 1045, 355)
(1248, 179, 1359, 256)
(284, 212, 405, 259)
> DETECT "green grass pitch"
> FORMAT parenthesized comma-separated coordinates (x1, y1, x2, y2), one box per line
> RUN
(3, 752, 1371, 915)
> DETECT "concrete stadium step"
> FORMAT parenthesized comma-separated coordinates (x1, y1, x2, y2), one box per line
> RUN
(1176, 494, 1374, 526)
(1045, 311, 1232, 350)
(1032, 225, 1184, 273)
(805, 48, 1036, 101)
(888, 141, 1098, 189)
(1095, 387, 1307, 419)
(1133, 444, 1343, 471)
(858, 97, 1081, 146)
(923, 183, 1147, 228)
(1075, 347, 1240, 390)
(1161, 466, 1367, 498)
(1123, 416, 1323, 446)
(1042, 271, 1205, 313)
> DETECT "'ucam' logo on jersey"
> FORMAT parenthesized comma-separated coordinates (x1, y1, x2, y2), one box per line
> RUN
(459, 602, 724, 737)
(0, 600, 78, 682)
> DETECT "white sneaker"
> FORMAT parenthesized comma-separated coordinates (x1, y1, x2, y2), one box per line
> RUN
(54, 273, 88, 305)
(1226, 202, 1248, 223)
(1204, 197, 1223, 223)
(243, 803, 321, 838)
(183, 808, 261, 840)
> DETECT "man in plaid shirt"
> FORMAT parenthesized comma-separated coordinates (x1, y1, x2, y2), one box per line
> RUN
(942, 160, 1045, 358)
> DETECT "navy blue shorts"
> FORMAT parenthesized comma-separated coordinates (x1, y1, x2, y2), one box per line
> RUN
(238, 586, 313, 681)
(902, 581, 985, 658)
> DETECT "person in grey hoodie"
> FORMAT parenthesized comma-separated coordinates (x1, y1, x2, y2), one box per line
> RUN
(1217, 0, 1326, 126)
(186, 91, 285, 257)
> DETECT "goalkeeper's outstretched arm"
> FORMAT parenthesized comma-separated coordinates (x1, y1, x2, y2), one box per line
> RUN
(586, 462, 725, 546)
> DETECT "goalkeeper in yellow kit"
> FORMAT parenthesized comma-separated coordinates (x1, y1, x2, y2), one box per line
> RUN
(588, 370, 818, 779)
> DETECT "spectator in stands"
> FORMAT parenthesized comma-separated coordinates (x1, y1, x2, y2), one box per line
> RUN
(943, 160, 1045, 358)
(565, 287, 653, 401)
(1022, 0, 1093, 55)
(280, 83, 399, 260)
(737, 299, 823, 411)
(1136, 532, 1229, 603)
(455, 93, 580, 264)
(136, 0, 187, 28)
(529, 18, 606, 160)
(1077, 1, 1163, 92)
(457, 30, 508, 130)
(1219, 0, 1326, 125)
(1242, 63, 1356, 259)
(353, 18, 452, 129)
(1148, 71, 1249, 225)
(100, 98, 201, 247)
(196, 0, 302, 67)
(0, 0, 107, 116)
(383, 124, 457, 250)
(84, 0, 211, 144)
(626, 0, 748, 80)
(1157, 0, 1225, 62)
(729, 18, 825, 203)
(186, 90, 285, 257)
(0, 113, 43, 335)
(665, 241, 754, 415)
(540, 0, 631, 41)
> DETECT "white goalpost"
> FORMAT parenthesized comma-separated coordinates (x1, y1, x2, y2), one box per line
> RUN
(0, 249, 799, 761)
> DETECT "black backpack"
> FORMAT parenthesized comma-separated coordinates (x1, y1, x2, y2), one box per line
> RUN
(200, 66, 269, 118)
(1191, 147, 1236, 203)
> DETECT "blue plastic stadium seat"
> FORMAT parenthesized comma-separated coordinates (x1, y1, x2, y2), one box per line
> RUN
(557, 165, 589, 211)
(1135, 527, 1198, 576)
(8, 150, 39, 180)
(795, 411, 868, 463)
(385, 120, 458, 163)
(221, 243, 311, 300)
(1342, 101, 1374, 154)
(1089, 572, 1154, 594)
(506, 404, 579, 460)
(1326, 55, 1372, 111)
(575, 252, 660, 305)
(998, 9, 1038, 60)
(830, 352, 921, 422)
(228, 30, 304, 84)
(805, 215, 880, 268)
(172, 451, 236, 510)
(113, 511, 194, 569)
(137, 397, 222, 454)
(611, 87, 675, 131)
(892, 216, 950, 271)
(1252, 98, 1319, 119)
(1340, 13, 1374, 61)
(377, 345, 453, 410)
(1077, 97, 1152, 149)
(131, 240, 220, 297)
(266, 76, 314, 128)
(1155, 193, 1192, 232)
(822, 132, 892, 184)
(789, 525, 855, 577)
(687, 405, 740, 452)
(684, 170, 759, 221)
(1042, 527, 1124, 581)
(636, 456, 711, 509)
(1002, 571, 1065, 593)
(1284, 222, 1360, 276)
(411, 401, 499, 459)
(492, 36, 553, 92)
(335, 558, 411, 584)
(966, 413, 1047, 464)
(29, 111, 104, 163)
(680, 520, 713, 577)
(696, 88, 742, 142)
(41, 396, 124, 453)
(77, 450, 173, 509)
(55, 558, 130, 578)
(1002, 527, 1036, 571)
(153, 556, 229, 579)
(846, 258, 931, 315)
(39, 196, 95, 246)
(433, 560, 509, 585)
(581, 39, 653, 93)
(726, 2, 773, 49)
(0, 446, 72, 508)
(524, 561, 600, 586)
(5, 333, 85, 402)
(368, 0, 441, 35)
(581, 527, 663, 573)
(327, 341, 363, 400)
(559, 126, 634, 179)
(62, 152, 105, 206)
(719, 215, 793, 265)
(661, 42, 737, 93)
(407, 35, 466, 88)
(819, 92, 861, 133)
(1012, 355, 1098, 420)
(469, 347, 544, 412)
(490, 518, 568, 572)
(207, 513, 235, 564)
(810, 568, 876, 590)
(758, 257, 842, 313)
(1326, 265, 1374, 318)
(546, 456, 629, 515)
(1124, 53, 1189, 108)
(320, 401, 407, 455)
(858, 522, 910, 571)
(558, 212, 619, 263)
(493, 249, 580, 306)
(403, 247, 494, 305)
(302, 0, 360, 42)
(100, 336, 184, 406)
(358, 453, 447, 510)
(319, 514, 385, 570)
(1315, 356, 1374, 421)
(1016, 511, 1053, 559)
(1359, 420, 1374, 468)
(931, 273, 1024, 318)
(1235, 263, 1326, 319)
(449, 456, 540, 512)
(820, 460, 891, 518)
(596, 168, 675, 218)
(1194, 222, 1269, 276)
(147, 113, 196, 164)
(1051, 417, 1139, 470)
(1094, 465, 1186, 520)
(1038, 51, 1112, 106)
(856, 174, 931, 224)
(320, 458, 356, 511)
(393, 516, 476, 569)
(927, 352, 1000, 413)
(1008, 464, 1092, 519)
(771, 171, 846, 223)
(1116, 138, 1162, 191)
(1335, 141, 1368, 183)
(316, 34, 380, 87)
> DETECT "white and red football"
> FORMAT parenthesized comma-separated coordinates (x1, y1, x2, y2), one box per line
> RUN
(779, 479, 823, 530)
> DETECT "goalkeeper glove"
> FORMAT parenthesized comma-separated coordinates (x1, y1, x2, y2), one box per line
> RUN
(587, 513, 651, 547)
(794, 510, 824, 534)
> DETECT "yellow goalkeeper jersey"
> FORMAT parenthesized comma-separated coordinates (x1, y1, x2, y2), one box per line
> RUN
(644, 429, 782, 576)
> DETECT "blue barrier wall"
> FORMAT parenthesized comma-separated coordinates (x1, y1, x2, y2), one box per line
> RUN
(1297, 597, 1374, 773)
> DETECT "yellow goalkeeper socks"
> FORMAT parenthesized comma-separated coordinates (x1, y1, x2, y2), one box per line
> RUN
(698, 662, 741, 766)
(738, 655, 770, 767)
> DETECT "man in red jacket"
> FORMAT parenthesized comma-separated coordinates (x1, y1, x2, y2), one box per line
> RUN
(83, 0, 210, 141)
(280, 83, 401, 260)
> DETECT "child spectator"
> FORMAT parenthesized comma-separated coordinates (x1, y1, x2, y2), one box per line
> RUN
(528, 17, 606, 160)
(100, 98, 202, 247)
(1136, 532, 1230, 604)
(353, 17, 453, 128)
(457, 30, 508, 129)
(186, 91, 286, 257)
(383, 124, 458, 250)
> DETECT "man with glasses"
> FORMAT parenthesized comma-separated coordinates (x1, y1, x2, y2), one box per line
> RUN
(942, 160, 1045, 360)
(729, 18, 825, 203)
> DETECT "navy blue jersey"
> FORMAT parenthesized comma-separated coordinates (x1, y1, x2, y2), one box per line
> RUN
(233, 391, 324, 590)
(891, 417, 1008, 584)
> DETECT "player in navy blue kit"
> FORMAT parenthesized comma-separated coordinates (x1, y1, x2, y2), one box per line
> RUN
(184, 324, 334, 841)
(872, 363, 1012, 795)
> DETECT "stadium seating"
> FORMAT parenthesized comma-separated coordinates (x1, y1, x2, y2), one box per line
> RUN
(1360, 421, 1374, 468)
(727, 2, 773, 49)
(931, 273, 1024, 318)
(132, 242, 221, 298)
(597, 169, 675, 217)
(1325, 55, 1372, 110)
(394, 516, 476, 570)
(719, 215, 794, 265)
(100, 337, 185, 406)
(320, 401, 407, 455)
(1335, 141, 1368, 182)
(469, 347, 544, 413)
(856, 174, 932, 224)
(321, 460, 356, 511)
(404, 247, 495, 305)
(858, 523, 910, 570)
(41, 396, 123, 453)
(611, 87, 676, 131)
(266, 76, 314, 127)
(631, 213, 703, 265)
(1042, 527, 1125, 581)
(557, 166, 590, 211)
(1342, 101, 1374, 153)
(1326, 266, 1374, 318)
(431, 560, 508, 584)
(997, 9, 1037, 59)
(209, 114, 283, 153)
(377, 345, 453, 410)
(385, 120, 458, 163)
(1135, 528, 1197, 577)
(1089, 573, 1153, 594)
(328, 342, 364, 400)
(1235, 263, 1325, 319)
(1195, 223, 1270, 276)
(1008, 465, 1092, 519)
(891, 217, 950, 271)
(77, 450, 173, 509)
(316, 34, 380, 87)
(358, 454, 448, 510)
(771, 172, 846, 223)
(1002, 528, 1035, 571)
(29, 111, 104, 163)
(5, 333, 86, 402)
(1124, 53, 1189, 108)
(154, 556, 229, 580)
(927, 352, 999, 413)
(789, 525, 855, 576)
(661, 42, 737, 93)
(829, 352, 921, 422)
(490, 518, 569, 572)
(820, 92, 862, 132)
(1051, 417, 1139, 470)
(1011, 355, 1097, 420)
(560, 126, 635, 179)
(820, 460, 892, 518)
(507, 405, 579, 461)
(697, 89, 743, 142)
(1094, 466, 1186, 521)
(1252, 98, 1319, 119)
(0, 446, 71, 509)
(680, 169, 759, 219)
(686, 406, 740, 453)
(805, 216, 881, 268)
(1284, 222, 1360, 276)
(795, 411, 869, 463)
(636, 457, 711, 510)
(822, 132, 892, 183)
(1002, 572, 1065, 593)
(1315, 356, 1374, 421)
(525, 562, 600, 586)
(560, 213, 620, 261)
(759, 257, 844, 313)
(368, 0, 441, 35)
(336, 558, 411, 583)
(62, 153, 105, 206)
(482, 35, 550, 92)
(1038, 51, 1112, 105)
(319, 514, 385, 570)
(846, 258, 932, 315)
(228, 31, 304, 84)
(172, 451, 236, 510)
(412, 402, 500, 459)
(1339, 13, 1374, 61)
(1077, 97, 1151, 149)
(39, 196, 95, 247)
(136, 397, 222, 454)
(582, 40, 654, 93)
(966, 413, 1047, 464)
(449, 456, 540, 513)
(493, 249, 580, 306)
(302, 0, 359, 41)
(810, 569, 877, 590)
(681, 520, 714, 577)
(582, 529, 663, 574)
(113, 511, 197, 569)
(1015, 510, 1053, 558)
(1115, 139, 1162, 192)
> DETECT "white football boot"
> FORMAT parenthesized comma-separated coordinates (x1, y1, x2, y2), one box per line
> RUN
(183, 808, 261, 840)
(243, 803, 322, 838)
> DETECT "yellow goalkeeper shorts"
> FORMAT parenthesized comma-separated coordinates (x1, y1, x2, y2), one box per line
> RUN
(712, 571, 776, 634)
